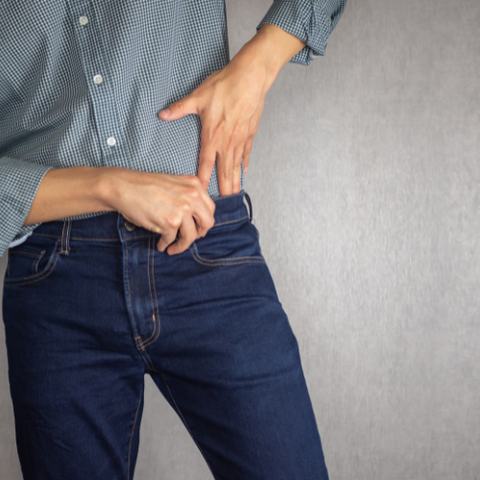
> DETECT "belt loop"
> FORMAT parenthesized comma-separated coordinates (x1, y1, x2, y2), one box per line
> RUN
(244, 191, 253, 223)
(60, 219, 72, 255)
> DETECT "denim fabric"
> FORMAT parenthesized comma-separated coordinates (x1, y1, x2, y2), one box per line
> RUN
(2, 190, 329, 480)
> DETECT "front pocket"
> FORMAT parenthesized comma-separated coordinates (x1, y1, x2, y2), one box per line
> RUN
(189, 218, 265, 267)
(4, 237, 61, 286)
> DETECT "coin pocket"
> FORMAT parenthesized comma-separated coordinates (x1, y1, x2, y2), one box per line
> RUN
(5, 237, 61, 285)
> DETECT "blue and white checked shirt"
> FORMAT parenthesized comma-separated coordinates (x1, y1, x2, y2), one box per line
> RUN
(0, 0, 347, 257)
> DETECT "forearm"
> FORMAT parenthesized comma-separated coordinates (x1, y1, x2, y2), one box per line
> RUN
(23, 166, 116, 226)
(234, 23, 308, 93)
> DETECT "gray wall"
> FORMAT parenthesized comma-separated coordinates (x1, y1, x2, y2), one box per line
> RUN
(1, 0, 479, 478)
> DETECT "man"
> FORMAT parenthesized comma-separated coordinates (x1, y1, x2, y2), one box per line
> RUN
(1, 0, 347, 478)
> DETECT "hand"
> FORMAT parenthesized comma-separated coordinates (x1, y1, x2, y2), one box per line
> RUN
(157, 24, 307, 196)
(102, 168, 216, 256)
(158, 41, 274, 196)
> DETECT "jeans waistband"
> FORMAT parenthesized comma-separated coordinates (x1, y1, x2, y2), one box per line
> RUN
(31, 189, 253, 244)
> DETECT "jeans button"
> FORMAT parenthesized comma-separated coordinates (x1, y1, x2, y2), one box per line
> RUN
(124, 220, 136, 231)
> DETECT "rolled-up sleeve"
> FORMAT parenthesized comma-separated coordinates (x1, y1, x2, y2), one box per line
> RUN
(0, 157, 53, 257)
(256, 0, 348, 66)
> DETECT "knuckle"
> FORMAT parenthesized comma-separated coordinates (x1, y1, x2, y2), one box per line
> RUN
(199, 156, 216, 167)
(189, 176, 202, 188)
(179, 201, 191, 214)
(151, 225, 162, 235)
(166, 215, 181, 229)
(188, 187, 201, 200)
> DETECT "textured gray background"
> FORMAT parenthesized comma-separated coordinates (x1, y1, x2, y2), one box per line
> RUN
(1, 0, 479, 479)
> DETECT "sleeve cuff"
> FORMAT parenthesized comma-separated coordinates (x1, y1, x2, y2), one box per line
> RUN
(256, 0, 332, 66)
(0, 157, 53, 257)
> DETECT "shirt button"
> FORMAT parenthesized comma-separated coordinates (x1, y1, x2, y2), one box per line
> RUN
(93, 74, 103, 85)
(124, 220, 136, 231)
(106, 137, 116, 147)
(79, 16, 89, 26)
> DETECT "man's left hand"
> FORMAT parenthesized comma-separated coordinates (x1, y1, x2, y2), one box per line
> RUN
(158, 24, 307, 196)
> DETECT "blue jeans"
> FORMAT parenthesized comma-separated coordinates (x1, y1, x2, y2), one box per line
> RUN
(2, 189, 329, 480)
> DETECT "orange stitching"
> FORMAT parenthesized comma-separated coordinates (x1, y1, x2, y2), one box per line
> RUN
(120, 234, 160, 241)
(140, 347, 157, 372)
(213, 214, 249, 227)
(29, 233, 62, 239)
(60, 221, 66, 254)
(136, 237, 157, 348)
(126, 386, 143, 480)
(8, 250, 43, 257)
(189, 243, 265, 266)
(68, 237, 121, 241)
(29, 220, 249, 243)
(65, 220, 71, 254)
(138, 238, 162, 349)
(124, 239, 141, 339)
(4, 242, 61, 286)
(158, 372, 217, 479)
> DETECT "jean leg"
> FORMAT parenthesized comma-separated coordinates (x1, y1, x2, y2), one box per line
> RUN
(2, 236, 147, 480)
(145, 250, 329, 479)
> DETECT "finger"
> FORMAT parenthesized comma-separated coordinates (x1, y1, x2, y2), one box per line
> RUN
(166, 215, 198, 255)
(156, 227, 178, 252)
(197, 127, 218, 192)
(242, 135, 254, 173)
(232, 143, 243, 194)
(189, 199, 216, 238)
(165, 173, 216, 215)
(216, 145, 234, 197)
(171, 176, 216, 236)
(216, 125, 238, 196)
(158, 95, 199, 121)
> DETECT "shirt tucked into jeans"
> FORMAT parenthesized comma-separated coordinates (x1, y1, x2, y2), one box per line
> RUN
(0, 0, 347, 256)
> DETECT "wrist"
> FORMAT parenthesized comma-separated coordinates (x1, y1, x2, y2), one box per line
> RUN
(240, 23, 307, 87)
(96, 166, 125, 212)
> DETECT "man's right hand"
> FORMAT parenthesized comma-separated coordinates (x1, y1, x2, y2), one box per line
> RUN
(23, 165, 215, 256)
(102, 167, 216, 256)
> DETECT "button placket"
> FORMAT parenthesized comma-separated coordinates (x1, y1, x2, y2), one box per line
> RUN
(68, 1, 130, 169)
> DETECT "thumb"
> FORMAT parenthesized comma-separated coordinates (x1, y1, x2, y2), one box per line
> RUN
(158, 95, 199, 121)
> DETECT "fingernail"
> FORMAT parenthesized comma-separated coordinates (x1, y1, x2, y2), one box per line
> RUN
(160, 108, 170, 117)
(244, 166, 248, 173)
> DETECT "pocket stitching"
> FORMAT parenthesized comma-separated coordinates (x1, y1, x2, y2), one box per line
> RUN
(4, 240, 62, 286)
(189, 242, 265, 266)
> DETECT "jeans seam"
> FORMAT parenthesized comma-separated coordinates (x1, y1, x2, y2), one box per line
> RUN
(140, 346, 157, 372)
(68, 237, 121, 241)
(189, 243, 265, 266)
(139, 239, 162, 349)
(213, 214, 249, 227)
(136, 237, 159, 348)
(8, 250, 43, 256)
(31, 233, 121, 241)
(126, 385, 143, 480)
(59, 221, 66, 254)
(29, 233, 61, 239)
(212, 191, 244, 203)
(158, 372, 218, 479)
(124, 239, 141, 339)
(65, 219, 71, 255)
